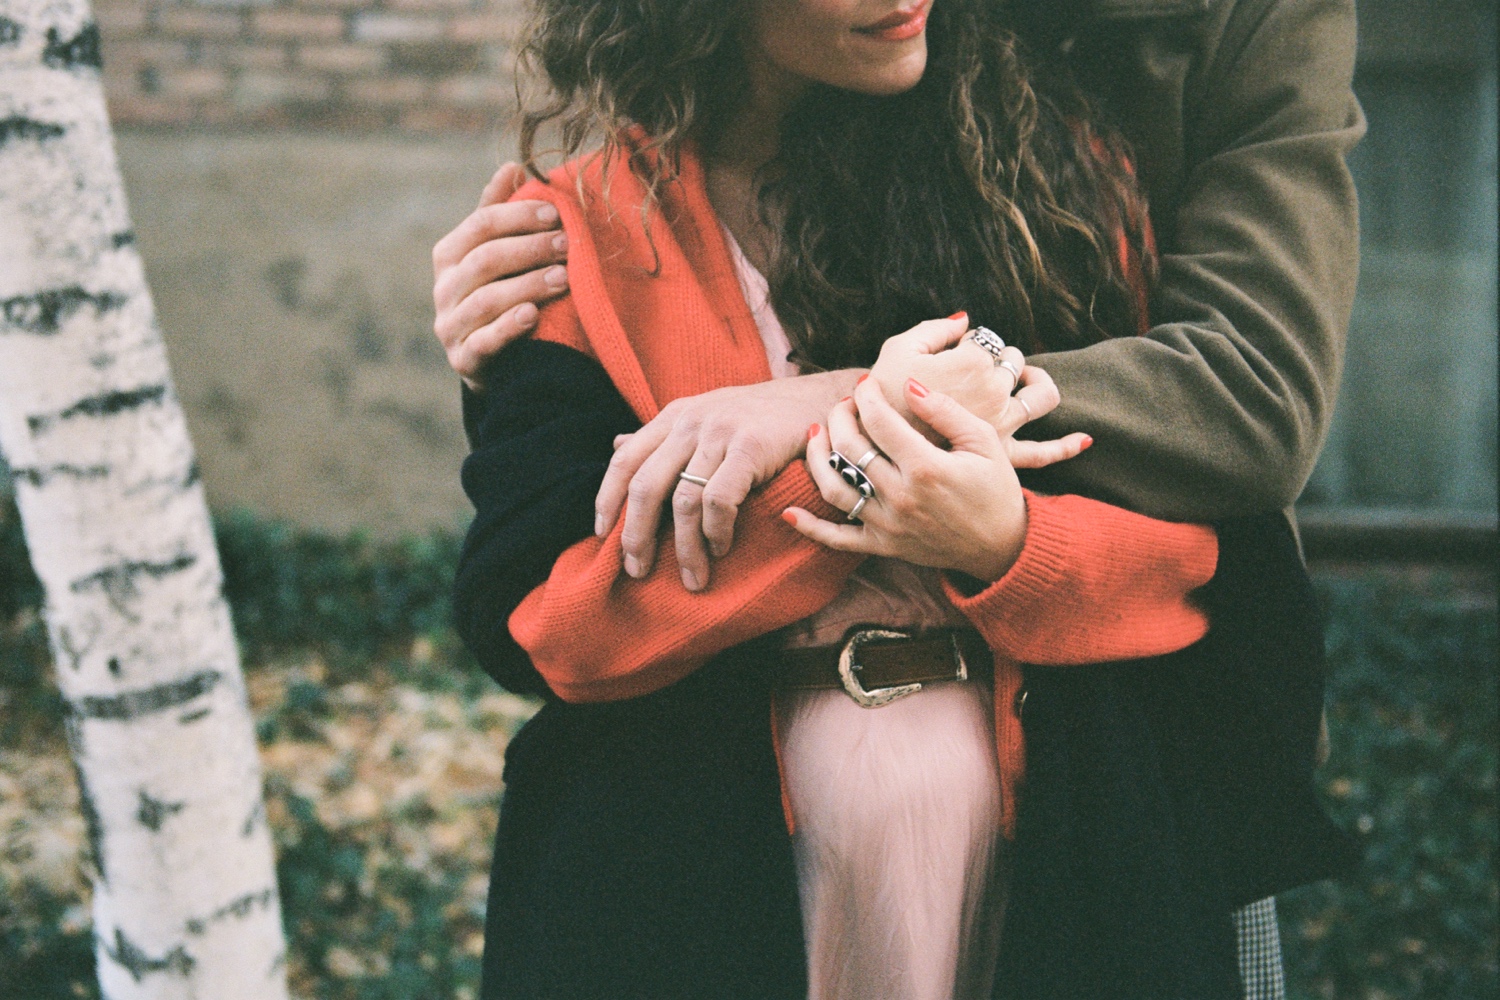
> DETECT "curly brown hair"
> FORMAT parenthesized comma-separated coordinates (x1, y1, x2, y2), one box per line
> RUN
(517, 0, 1154, 370)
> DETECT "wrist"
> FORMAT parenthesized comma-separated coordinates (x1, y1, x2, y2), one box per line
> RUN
(960, 495, 1028, 582)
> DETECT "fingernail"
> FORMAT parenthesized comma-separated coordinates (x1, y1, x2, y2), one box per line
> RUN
(947, 310, 968, 321)
(856, 374, 869, 386)
(1080, 435, 1094, 450)
(681, 568, 700, 591)
(623, 554, 642, 577)
(552, 231, 569, 253)
(595, 512, 606, 536)
(781, 510, 798, 526)
(537, 204, 559, 225)
(907, 378, 929, 398)
(808, 423, 820, 440)
(516, 302, 538, 328)
(544, 265, 568, 289)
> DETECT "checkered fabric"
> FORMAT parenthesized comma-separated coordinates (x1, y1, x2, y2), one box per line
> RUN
(1233, 896, 1287, 1000)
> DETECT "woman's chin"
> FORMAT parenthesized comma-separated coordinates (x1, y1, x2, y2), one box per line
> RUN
(840, 47, 928, 96)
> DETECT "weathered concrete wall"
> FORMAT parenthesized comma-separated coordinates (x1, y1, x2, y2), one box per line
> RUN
(117, 129, 501, 534)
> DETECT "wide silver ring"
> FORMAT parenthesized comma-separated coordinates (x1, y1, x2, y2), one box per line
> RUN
(847, 495, 869, 522)
(828, 450, 876, 499)
(677, 471, 710, 487)
(967, 325, 1007, 365)
(855, 448, 881, 471)
(999, 359, 1022, 382)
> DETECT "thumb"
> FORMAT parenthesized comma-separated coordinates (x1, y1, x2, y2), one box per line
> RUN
(896, 313, 972, 355)
(905, 378, 1000, 456)
(479, 161, 527, 209)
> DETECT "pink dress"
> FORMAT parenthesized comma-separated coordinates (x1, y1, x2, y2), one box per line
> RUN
(723, 229, 1008, 1000)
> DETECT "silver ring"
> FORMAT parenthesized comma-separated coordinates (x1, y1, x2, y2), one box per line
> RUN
(847, 496, 868, 522)
(828, 450, 876, 499)
(1016, 397, 1033, 419)
(967, 325, 1007, 365)
(999, 359, 1022, 382)
(678, 471, 709, 487)
(854, 448, 881, 471)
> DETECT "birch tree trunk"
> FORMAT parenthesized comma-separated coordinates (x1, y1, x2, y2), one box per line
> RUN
(0, 2, 289, 996)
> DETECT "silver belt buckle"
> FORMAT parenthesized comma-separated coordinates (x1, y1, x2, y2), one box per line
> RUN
(838, 628, 970, 709)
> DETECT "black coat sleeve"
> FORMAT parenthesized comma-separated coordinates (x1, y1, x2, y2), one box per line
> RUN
(454, 340, 640, 696)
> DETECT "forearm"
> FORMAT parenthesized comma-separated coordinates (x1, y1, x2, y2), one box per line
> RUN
(1024, 0, 1363, 519)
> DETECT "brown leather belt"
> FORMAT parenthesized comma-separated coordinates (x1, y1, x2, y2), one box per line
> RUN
(777, 627, 992, 708)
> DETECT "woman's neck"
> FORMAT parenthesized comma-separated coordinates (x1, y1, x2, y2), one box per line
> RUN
(704, 48, 807, 275)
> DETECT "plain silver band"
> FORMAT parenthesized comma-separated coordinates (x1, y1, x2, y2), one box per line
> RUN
(678, 471, 710, 487)
(847, 495, 869, 522)
(1016, 397, 1033, 419)
(999, 359, 1023, 382)
(854, 449, 881, 471)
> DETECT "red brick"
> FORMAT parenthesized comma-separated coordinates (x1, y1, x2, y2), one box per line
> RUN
(448, 14, 523, 44)
(103, 38, 190, 71)
(234, 71, 333, 108)
(200, 42, 290, 71)
(93, 3, 148, 36)
(251, 10, 346, 42)
(156, 66, 230, 99)
(435, 74, 511, 108)
(297, 44, 386, 74)
(346, 75, 429, 104)
(350, 14, 445, 44)
(157, 8, 244, 40)
(104, 94, 200, 127)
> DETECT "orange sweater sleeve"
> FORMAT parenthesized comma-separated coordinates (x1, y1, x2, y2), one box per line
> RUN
(943, 491, 1219, 664)
(509, 469, 862, 703)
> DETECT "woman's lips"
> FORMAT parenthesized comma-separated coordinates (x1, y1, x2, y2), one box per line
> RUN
(854, 0, 932, 42)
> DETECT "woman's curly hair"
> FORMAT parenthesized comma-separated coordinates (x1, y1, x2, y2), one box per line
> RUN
(517, 0, 1155, 370)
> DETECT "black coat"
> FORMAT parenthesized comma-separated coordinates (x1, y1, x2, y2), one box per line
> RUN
(456, 341, 1358, 1000)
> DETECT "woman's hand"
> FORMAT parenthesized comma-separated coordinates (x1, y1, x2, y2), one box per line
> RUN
(870, 314, 1089, 468)
(600, 369, 864, 591)
(432, 163, 570, 391)
(783, 374, 1084, 582)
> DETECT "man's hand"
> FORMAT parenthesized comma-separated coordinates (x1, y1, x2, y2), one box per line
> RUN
(599, 370, 864, 592)
(432, 162, 570, 391)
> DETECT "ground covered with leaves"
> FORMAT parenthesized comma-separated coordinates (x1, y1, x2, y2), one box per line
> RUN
(1, 502, 1495, 999)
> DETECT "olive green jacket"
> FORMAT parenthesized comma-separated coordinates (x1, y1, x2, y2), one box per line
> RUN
(1024, 0, 1365, 521)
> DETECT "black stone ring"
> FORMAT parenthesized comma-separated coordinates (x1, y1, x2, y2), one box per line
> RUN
(828, 450, 876, 499)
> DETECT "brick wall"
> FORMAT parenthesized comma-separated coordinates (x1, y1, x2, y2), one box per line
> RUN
(93, 0, 527, 131)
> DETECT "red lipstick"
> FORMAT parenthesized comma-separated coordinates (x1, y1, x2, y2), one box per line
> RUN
(855, 0, 932, 42)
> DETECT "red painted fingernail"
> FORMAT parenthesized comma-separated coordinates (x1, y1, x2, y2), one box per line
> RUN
(856, 373, 869, 386)
(907, 378, 929, 398)
(839, 396, 851, 404)
(947, 311, 967, 321)
(1080, 435, 1094, 450)
(808, 423, 820, 440)
(781, 510, 798, 526)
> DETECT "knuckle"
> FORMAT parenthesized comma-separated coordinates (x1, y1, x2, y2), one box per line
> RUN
(672, 490, 699, 516)
(627, 480, 654, 506)
(701, 489, 735, 516)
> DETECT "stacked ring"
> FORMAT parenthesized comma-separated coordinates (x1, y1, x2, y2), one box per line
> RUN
(678, 471, 710, 487)
(966, 326, 1007, 366)
(828, 450, 877, 499)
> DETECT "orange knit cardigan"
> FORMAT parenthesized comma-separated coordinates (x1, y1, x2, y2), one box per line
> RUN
(504, 143, 1219, 833)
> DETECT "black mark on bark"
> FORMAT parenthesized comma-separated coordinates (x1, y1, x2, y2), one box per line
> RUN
(70, 551, 195, 612)
(137, 790, 186, 831)
(112, 230, 136, 249)
(9, 462, 109, 487)
(107, 656, 121, 676)
(29, 384, 168, 433)
(73, 762, 107, 883)
(183, 461, 201, 487)
(186, 887, 276, 936)
(0, 116, 64, 148)
(43, 23, 102, 70)
(2, 286, 126, 335)
(242, 800, 265, 837)
(103, 928, 195, 981)
(70, 669, 222, 722)
(178, 707, 210, 724)
(0, 17, 21, 45)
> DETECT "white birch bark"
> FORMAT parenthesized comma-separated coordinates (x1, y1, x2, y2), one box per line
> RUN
(0, 2, 289, 996)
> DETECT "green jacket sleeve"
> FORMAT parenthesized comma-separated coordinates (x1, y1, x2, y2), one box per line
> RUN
(1024, 0, 1365, 520)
